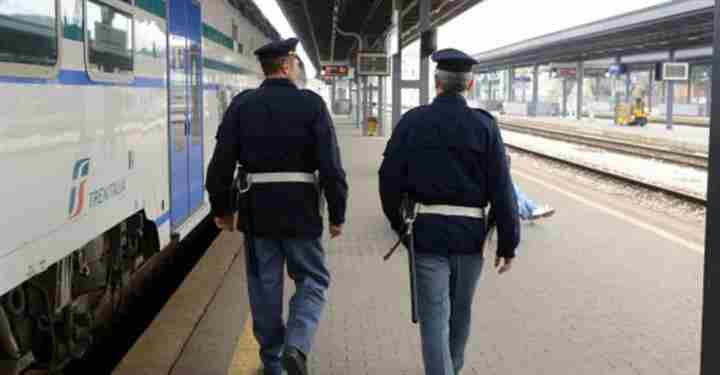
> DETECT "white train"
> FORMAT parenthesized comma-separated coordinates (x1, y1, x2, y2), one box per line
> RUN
(0, 0, 276, 372)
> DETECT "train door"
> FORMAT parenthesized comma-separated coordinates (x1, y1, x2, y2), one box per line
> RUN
(168, 0, 204, 230)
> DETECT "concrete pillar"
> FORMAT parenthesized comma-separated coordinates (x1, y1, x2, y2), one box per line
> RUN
(419, 0, 431, 105)
(531, 64, 539, 117)
(576, 60, 584, 120)
(666, 50, 675, 130)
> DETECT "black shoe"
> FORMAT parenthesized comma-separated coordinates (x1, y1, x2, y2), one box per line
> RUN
(282, 347, 308, 375)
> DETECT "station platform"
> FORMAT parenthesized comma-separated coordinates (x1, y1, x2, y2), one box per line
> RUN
(497, 114, 709, 154)
(114, 116, 704, 375)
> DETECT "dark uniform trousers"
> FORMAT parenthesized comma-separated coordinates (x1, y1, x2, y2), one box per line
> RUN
(206, 78, 348, 375)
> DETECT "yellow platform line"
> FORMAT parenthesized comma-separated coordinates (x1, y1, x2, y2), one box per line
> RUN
(227, 314, 262, 374)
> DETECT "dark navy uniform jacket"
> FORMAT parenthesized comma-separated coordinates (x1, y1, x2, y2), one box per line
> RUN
(206, 78, 348, 238)
(379, 93, 520, 257)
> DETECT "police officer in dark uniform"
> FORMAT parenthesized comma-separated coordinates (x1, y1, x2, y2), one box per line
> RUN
(206, 37, 348, 375)
(379, 48, 520, 375)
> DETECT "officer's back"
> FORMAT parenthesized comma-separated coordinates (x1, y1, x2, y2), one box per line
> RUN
(207, 39, 347, 239)
(381, 82, 518, 256)
(231, 82, 329, 234)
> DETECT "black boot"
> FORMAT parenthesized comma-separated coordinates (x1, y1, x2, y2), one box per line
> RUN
(282, 346, 308, 375)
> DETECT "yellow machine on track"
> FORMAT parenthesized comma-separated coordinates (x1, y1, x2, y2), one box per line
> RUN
(614, 97, 648, 126)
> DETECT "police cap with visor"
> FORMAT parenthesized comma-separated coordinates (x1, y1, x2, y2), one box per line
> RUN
(254, 37, 299, 60)
(431, 48, 479, 73)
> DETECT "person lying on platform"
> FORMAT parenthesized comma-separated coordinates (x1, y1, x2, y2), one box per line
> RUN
(506, 154, 555, 221)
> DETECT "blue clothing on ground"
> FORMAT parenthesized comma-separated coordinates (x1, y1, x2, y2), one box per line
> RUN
(416, 253, 484, 375)
(514, 183, 537, 220)
(245, 237, 330, 375)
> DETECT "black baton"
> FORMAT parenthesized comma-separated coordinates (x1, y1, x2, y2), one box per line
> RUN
(383, 194, 419, 324)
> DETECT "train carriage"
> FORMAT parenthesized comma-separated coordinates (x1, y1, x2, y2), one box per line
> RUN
(0, 0, 277, 372)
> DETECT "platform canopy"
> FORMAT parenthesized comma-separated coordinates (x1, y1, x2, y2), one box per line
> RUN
(228, 0, 282, 41)
(472, 0, 714, 72)
(275, 0, 485, 72)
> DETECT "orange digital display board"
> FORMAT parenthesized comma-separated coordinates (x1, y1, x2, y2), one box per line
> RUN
(322, 65, 349, 77)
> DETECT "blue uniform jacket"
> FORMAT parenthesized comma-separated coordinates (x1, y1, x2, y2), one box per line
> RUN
(206, 78, 348, 238)
(379, 94, 520, 257)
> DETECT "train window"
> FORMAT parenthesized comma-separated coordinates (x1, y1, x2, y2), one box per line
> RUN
(0, 0, 58, 68)
(86, 0, 133, 75)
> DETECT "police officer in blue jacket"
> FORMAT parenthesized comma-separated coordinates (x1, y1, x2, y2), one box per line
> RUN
(206, 38, 348, 375)
(379, 48, 520, 375)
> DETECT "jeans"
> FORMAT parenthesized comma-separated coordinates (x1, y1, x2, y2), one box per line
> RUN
(416, 253, 484, 375)
(245, 237, 330, 375)
(514, 183, 537, 220)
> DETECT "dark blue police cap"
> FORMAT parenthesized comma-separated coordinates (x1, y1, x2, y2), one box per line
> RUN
(254, 37, 299, 60)
(431, 48, 478, 73)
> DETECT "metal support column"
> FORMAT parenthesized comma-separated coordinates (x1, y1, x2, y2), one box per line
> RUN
(362, 76, 370, 134)
(508, 68, 515, 102)
(355, 78, 362, 128)
(487, 79, 493, 102)
(666, 50, 675, 130)
(531, 64, 539, 117)
(392, 54, 401, 129)
(391, 0, 402, 130)
(708, 76, 712, 117)
(419, 0, 431, 105)
(562, 78, 568, 117)
(700, 3, 720, 374)
(688, 69, 693, 104)
(379, 76, 385, 136)
(648, 67, 654, 113)
(625, 69, 631, 99)
(576, 60, 584, 120)
(330, 80, 336, 114)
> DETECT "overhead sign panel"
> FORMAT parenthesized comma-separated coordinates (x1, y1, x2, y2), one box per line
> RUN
(607, 63, 627, 76)
(322, 64, 349, 77)
(357, 53, 390, 76)
(657, 62, 689, 81)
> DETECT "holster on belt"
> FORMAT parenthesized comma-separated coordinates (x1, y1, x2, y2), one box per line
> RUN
(232, 165, 251, 232)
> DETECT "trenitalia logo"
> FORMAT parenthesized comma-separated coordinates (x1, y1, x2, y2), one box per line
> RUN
(68, 158, 91, 219)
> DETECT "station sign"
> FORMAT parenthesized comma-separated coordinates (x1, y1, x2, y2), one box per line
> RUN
(321, 64, 350, 77)
(357, 53, 390, 76)
(656, 62, 689, 81)
(607, 63, 627, 76)
(551, 67, 576, 78)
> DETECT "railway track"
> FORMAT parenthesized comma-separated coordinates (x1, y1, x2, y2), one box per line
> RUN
(504, 141, 706, 206)
(498, 119, 708, 169)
